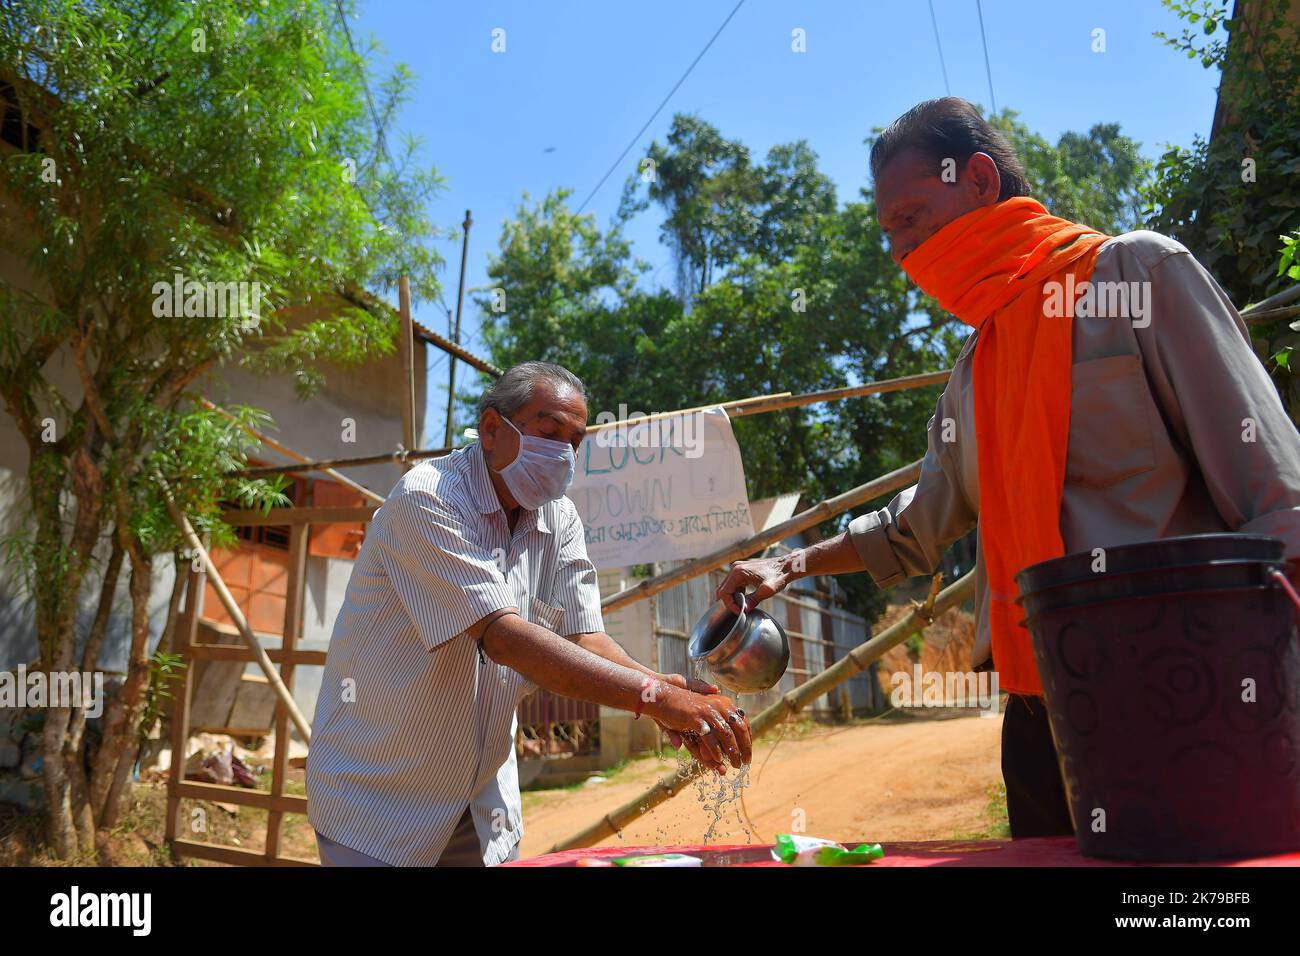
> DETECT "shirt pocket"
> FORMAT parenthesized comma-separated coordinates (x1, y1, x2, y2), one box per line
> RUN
(1065, 353, 1158, 489)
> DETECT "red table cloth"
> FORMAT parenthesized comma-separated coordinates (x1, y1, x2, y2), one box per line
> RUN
(506, 836, 1300, 867)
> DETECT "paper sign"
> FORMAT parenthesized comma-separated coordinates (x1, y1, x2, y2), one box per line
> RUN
(566, 407, 754, 568)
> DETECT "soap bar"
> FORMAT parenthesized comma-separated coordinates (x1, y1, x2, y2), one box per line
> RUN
(612, 852, 704, 867)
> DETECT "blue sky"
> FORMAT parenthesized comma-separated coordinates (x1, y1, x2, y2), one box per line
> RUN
(349, 1, 1223, 443)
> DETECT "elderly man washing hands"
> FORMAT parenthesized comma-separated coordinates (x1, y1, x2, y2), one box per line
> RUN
(306, 360, 751, 866)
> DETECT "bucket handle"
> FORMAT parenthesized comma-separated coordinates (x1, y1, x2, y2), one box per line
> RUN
(1268, 568, 1300, 623)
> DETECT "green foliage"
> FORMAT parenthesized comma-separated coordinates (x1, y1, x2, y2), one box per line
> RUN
(1282, 232, 1300, 283)
(140, 403, 292, 556)
(624, 115, 837, 300)
(1153, 0, 1231, 67)
(137, 650, 187, 752)
(0, 0, 445, 578)
(478, 188, 642, 370)
(1145, 0, 1300, 415)
(1271, 229, 1300, 378)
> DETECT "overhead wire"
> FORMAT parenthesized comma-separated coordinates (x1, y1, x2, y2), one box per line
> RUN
(975, 0, 997, 114)
(928, 0, 951, 95)
(575, 0, 746, 214)
(333, 0, 394, 169)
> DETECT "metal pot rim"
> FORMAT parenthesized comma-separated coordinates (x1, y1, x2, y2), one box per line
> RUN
(688, 593, 749, 664)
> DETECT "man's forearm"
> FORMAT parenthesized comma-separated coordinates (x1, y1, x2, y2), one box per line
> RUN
(780, 531, 868, 583)
(572, 631, 657, 678)
(482, 614, 658, 713)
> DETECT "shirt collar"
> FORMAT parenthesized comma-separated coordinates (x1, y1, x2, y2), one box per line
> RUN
(468, 442, 553, 534)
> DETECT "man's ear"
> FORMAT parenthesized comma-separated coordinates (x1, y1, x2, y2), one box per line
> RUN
(479, 407, 501, 453)
(965, 151, 1002, 205)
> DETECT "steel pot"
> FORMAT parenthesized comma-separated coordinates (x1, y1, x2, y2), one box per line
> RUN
(688, 592, 790, 694)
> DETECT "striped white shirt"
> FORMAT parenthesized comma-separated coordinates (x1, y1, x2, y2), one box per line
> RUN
(306, 442, 605, 865)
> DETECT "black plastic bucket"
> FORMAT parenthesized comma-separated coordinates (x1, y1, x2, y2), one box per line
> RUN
(1017, 535, 1300, 862)
(1015, 533, 1285, 595)
(1018, 559, 1286, 620)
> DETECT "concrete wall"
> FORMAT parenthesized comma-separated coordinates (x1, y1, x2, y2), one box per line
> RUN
(213, 364, 412, 499)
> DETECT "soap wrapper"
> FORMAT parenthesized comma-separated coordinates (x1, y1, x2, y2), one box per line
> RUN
(771, 834, 885, 866)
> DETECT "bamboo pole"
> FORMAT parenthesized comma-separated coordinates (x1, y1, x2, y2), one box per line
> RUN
(397, 275, 417, 471)
(549, 570, 977, 853)
(728, 370, 953, 419)
(411, 322, 502, 376)
(159, 483, 313, 744)
(201, 398, 385, 505)
(341, 281, 503, 376)
(1242, 304, 1300, 326)
(226, 445, 454, 479)
(164, 554, 203, 847)
(581, 367, 951, 434)
(446, 210, 472, 448)
(1243, 282, 1300, 315)
(584, 392, 793, 432)
(265, 522, 308, 861)
(600, 459, 922, 614)
(219, 371, 952, 479)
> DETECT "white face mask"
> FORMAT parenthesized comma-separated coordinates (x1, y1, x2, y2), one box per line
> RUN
(493, 415, 576, 509)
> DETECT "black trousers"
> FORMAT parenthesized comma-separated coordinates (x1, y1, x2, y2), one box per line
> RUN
(1000, 692, 1076, 838)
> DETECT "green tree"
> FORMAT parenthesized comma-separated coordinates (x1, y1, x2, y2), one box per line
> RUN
(629, 114, 836, 299)
(995, 114, 1150, 234)
(0, 0, 443, 860)
(477, 189, 640, 377)
(1145, 0, 1300, 413)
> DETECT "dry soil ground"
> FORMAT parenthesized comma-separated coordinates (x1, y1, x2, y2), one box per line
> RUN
(519, 708, 1007, 857)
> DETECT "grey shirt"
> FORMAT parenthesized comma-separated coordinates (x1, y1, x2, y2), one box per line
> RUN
(847, 230, 1300, 671)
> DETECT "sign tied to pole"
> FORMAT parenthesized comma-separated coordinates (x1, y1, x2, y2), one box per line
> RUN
(567, 407, 755, 568)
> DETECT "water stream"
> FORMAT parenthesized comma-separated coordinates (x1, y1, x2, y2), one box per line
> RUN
(672, 659, 756, 845)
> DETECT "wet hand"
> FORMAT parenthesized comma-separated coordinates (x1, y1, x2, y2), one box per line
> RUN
(654, 688, 751, 772)
(654, 673, 719, 757)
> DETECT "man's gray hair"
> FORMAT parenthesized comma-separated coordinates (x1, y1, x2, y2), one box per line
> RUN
(477, 361, 587, 421)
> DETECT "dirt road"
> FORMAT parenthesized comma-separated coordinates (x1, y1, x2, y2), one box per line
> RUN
(519, 709, 1006, 858)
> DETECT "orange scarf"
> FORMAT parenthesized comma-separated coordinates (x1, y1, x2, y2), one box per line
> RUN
(900, 197, 1110, 695)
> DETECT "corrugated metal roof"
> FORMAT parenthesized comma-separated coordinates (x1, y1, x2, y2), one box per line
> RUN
(747, 491, 802, 532)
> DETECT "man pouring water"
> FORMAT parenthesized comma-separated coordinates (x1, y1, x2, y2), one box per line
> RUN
(717, 97, 1300, 842)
